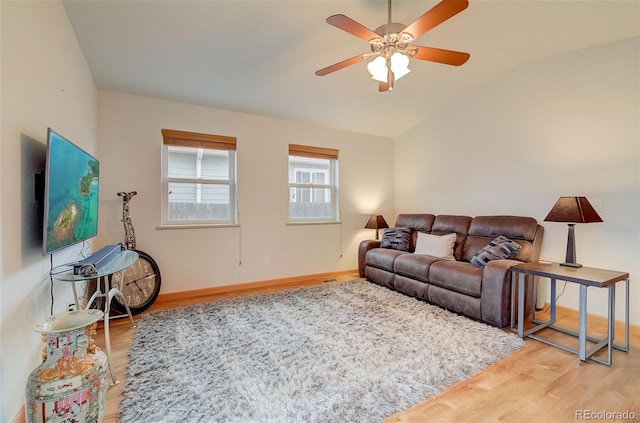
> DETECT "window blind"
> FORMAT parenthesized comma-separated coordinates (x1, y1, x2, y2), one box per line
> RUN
(289, 144, 338, 160)
(162, 129, 236, 151)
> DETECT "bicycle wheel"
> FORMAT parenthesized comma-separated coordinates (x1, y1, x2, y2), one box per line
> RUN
(110, 250, 161, 315)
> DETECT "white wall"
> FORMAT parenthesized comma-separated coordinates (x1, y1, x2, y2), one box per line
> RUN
(3, 4, 633, 421)
(97, 91, 395, 293)
(0, 1, 98, 421)
(395, 37, 640, 325)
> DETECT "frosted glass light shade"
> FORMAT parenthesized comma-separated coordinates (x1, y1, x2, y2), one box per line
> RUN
(367, 57, 388, 82)
(390, 52, 410, 80)
(367, 53, 410, 83)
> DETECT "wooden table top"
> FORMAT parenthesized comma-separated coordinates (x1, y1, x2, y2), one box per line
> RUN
(512, 261, 629, 288)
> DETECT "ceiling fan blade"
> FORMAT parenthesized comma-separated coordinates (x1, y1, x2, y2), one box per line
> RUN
(411, 46, 470, 66)
(315, 54, 366, 76)
(326, 14, 381, 42)
(402, 0, 469, 41)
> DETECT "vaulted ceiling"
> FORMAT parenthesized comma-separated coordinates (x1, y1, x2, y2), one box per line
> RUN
(63, 0, 639, 138)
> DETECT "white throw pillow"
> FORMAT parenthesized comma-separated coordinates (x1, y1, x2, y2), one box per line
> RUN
(414, 232, 457, 260)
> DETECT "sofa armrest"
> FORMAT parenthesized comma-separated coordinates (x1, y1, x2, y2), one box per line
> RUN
(480, 259, 523, 327)
(358, 240, 381, 277)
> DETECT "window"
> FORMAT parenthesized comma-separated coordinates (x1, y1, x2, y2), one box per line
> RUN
(288, 144, 339, 222)
(161, 129, 237, 225)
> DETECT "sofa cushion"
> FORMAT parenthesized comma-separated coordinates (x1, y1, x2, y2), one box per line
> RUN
(394, 253, 442, 283)
(431, 215, 472, 260)
(428, 285, 482, 321)
(464, 215, 539, 262)
(365, 266, 395, 289)
(469, 215, 538, 240)
(393, 274, 429, 301)
(429, 261, 483, 298)
(414, 232, 456, 260)
(432, 215, 472, 235)
(365, 248, 406, 272)
(380, 227, 411, 251)
(470, 236, 521, 267)
(395, 214, 436, 252)
(395, 214, 436, 232)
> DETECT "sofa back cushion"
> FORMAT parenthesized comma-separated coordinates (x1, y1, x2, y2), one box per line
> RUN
(395, 214, 435, 232)
(462, 216, 539, 263)
(431, 215, 472, 260)
(395, 214, 436, 252)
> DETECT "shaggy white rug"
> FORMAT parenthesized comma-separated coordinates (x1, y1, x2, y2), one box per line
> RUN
(121, 279, 524, 422)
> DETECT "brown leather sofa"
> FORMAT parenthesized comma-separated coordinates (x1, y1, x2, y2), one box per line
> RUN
(358, 214, 544, 327)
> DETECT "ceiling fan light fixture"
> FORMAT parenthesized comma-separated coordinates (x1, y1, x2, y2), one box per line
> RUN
(390, 52, 410, 80)
(367, 56, 388, 82)
(367, 53, 410, 83)
(317, 0, 469, 91)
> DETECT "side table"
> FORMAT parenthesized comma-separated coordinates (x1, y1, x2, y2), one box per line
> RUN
(510, 261, 629, 366)
(52, 249, 139, 384)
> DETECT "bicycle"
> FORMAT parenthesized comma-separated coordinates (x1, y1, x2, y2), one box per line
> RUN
(110, 191, 162, 315)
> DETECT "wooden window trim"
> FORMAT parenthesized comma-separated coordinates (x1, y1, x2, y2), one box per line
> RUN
(289, 144, 338, 160)
(162, 129, 236, 151)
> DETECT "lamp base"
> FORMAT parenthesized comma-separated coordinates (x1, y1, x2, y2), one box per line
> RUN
(561, 224, 582, 268)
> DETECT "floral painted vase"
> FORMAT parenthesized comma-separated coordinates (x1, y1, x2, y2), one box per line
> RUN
(25, 309, 108, 423)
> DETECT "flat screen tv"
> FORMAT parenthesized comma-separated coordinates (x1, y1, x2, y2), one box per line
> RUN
(43, 128, 99, 254)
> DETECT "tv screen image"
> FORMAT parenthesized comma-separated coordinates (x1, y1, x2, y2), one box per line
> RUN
(43, 128, 99, 254)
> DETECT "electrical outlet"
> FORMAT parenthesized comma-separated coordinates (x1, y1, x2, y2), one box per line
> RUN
(263, 257, 270, 266)
(591, 199, 603, 213)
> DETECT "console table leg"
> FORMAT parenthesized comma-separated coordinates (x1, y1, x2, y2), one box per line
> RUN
(70, 282, 79, 310)
(624, 279, 630, 351)
(104, 277, 119, 385)
(578, 285, 588, 361)
(510, 272, 516, 333)
(550, 278, 557, 323)
(112, 288, 136, 329)
(606, 285, 614, 364)
(86, 289, 101, 310)
(517, 272, 525, 338)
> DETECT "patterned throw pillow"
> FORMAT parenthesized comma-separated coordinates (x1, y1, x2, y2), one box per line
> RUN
(470, 235, 521, 267)
(380, 227, 411, 251)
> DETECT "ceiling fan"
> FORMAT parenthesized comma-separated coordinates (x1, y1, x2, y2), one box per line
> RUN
(315, 0, 470, 92)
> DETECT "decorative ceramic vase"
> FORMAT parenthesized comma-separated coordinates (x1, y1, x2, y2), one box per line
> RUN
(25, 309, 108, 423)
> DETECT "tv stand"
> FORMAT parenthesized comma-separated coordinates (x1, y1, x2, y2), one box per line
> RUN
(52, 249, 139, 385)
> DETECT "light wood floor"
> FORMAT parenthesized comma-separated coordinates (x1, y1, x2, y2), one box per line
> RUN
(96, 274, 640, 423)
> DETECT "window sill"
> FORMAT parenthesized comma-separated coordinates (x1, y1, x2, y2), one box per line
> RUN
(156, 223, 240, 230)
(286, 221, 342, 226)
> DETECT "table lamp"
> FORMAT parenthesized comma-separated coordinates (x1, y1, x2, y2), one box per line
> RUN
(544, 196, 602, 268)
(365, 214, 388, 240)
